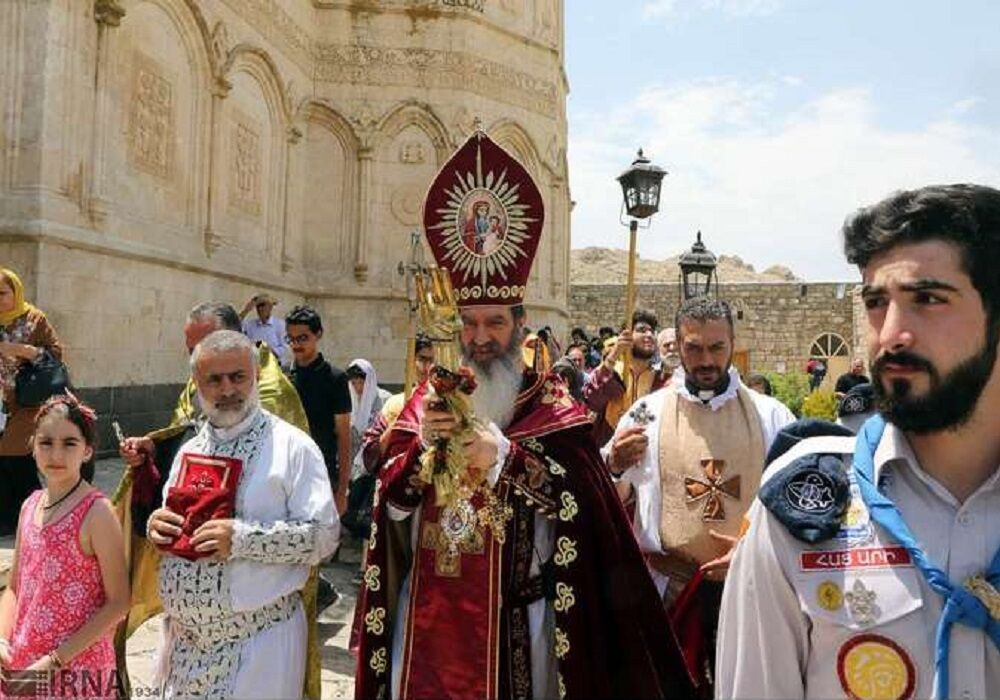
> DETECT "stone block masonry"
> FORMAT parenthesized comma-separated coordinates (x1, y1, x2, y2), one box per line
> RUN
(569, 281, 858, 376)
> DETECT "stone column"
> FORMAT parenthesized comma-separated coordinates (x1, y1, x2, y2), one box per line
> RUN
(280, 125, 302, 272)
(549, 176, 565, 298)
(87, 0, 125, 223)
(204, 76, 231, 255)
(354, 144, 373, 283)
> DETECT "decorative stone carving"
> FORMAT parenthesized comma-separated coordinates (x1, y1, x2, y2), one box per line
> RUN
(534, 0, 558, 43)
(451, 106, 478, 140)
(315, 45, 558, 116)
(440, 0, 485, 11)
(211, 21, 229, 66)
(390, 184, 424, 225)
(218, 0, 313, 73)
(127, 53, 174, 180)
(399, 141, 426, 164)
(349, 101, 381, 135)
(229, 113, 262, 217)
(204, 228, 226, 255)
(94, 0, 125, 27)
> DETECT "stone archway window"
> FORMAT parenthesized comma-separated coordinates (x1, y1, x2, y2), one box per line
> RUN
(810, 332, 849, 359)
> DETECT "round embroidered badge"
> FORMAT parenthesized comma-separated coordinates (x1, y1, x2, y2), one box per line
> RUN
(817, 580, 843, 611)
(837, 633, 916, 700)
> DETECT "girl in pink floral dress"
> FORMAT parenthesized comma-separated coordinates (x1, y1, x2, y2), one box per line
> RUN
(0, 395, 129, 699)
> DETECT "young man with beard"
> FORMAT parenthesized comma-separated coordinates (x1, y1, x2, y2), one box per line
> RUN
(583, 309, 672, 446)
(354, 130, 692, 700)
(716, 184, 1000, 700)
(607, 297, 795, 697)
(146, 331, 338, 698)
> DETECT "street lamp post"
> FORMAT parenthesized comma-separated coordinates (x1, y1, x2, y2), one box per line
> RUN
(616, 149, 666, 395)
(678, 230, 719, 300)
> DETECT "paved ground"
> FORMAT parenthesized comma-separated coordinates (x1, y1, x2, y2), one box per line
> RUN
(0, 458, 359, 698)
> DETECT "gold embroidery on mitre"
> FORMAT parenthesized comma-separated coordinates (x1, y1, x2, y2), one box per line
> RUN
(684, 458, 741, 521)
(553, 536, 578, 568)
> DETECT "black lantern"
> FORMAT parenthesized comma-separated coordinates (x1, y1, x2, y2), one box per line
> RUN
(678, 231, 719, 300)
(616, 149, 666, 220)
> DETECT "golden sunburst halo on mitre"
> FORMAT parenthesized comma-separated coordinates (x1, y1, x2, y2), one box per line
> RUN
(426, 133, 541, 290)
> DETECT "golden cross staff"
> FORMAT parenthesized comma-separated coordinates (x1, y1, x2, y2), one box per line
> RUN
(397, 231, 427, 400)
(411, 265, 484, 510)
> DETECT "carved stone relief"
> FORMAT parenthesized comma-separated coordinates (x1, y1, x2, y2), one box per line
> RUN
(127, 52, 174, 180)
(315, 45, 558, 116)
(390, 184, 424, 225)
(229, 111, 262, 217)
(451, 106, 478, 140)
(399, 141, 426, 164)
(211, 21, 229, 66)
(534, 0, 557, 43)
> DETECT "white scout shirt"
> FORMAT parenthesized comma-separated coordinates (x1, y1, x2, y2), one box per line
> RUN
(613, 368, 796, 595)
(716, 424, 1000, 700)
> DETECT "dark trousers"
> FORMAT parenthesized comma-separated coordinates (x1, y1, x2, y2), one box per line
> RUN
(0, 454, 40, 533)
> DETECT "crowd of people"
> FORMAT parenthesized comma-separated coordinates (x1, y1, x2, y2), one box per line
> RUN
(0, 183, 997, 699)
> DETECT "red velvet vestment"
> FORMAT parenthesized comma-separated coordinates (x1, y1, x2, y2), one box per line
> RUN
(354, 372, 695, 700)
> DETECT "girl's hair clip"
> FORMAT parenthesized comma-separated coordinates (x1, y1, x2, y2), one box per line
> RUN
(39, 391, 98, 428)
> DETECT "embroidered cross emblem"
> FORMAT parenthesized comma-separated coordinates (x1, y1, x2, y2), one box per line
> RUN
(684, 459, 741, 521)
(420, 521, 484, 578)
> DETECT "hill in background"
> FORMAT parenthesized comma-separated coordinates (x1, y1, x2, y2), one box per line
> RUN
(570, 247, 799, 285)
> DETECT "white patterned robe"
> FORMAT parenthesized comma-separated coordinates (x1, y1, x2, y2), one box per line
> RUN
(154, 407, 339, 699)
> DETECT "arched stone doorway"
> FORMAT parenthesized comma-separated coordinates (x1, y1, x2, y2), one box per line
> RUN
(809, 332, 850, 391)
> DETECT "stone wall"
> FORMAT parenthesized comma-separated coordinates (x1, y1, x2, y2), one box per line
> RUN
(1, 0, 570, 437)
(570, 282, 858, 376)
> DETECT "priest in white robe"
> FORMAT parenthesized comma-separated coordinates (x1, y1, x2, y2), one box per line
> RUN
(147, 330, 339, 699)
(606, 298, 794, 697)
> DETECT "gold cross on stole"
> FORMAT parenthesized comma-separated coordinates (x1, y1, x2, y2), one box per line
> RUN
(421, 521, 485, 578)
(684, 459, 741, 521)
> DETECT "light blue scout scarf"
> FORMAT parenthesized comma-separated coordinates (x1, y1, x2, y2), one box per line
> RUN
(853, 414, 1000, 699)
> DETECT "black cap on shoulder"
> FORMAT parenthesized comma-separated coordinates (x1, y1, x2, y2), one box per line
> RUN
(764, 418, 855, 469)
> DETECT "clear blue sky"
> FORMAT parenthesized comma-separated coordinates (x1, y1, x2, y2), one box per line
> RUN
(566, 0, 1000, 280)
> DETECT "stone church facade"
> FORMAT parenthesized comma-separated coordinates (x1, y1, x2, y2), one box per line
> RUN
(1, 0, 570, 435)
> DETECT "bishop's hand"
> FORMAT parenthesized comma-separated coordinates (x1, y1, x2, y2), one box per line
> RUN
(458, 425, 500, 477)
(420, 393, 460, 444)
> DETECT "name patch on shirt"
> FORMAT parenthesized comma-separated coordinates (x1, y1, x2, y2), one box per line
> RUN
(800, 546, 912, 571)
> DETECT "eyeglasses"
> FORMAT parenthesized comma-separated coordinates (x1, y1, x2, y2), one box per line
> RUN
(633, 324, 655, 335)
(285, 333, 312, 344)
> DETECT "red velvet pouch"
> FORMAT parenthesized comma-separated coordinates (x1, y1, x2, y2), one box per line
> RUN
(159, 453, 242, 561)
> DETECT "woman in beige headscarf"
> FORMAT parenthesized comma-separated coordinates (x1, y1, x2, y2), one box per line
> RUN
(0, 268, 63, 535)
